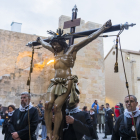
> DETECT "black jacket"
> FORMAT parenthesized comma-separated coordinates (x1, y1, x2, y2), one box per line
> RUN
(41, 110, 46, 125)
(105, 109, 114, 135)
(112, 114, 140, 140)
(63, 111, 98, 140)
(2, 114, 12, 140)
(120, 107, 124, 115)
(8, 107, 39, 140)
(90, 113, 97, 125)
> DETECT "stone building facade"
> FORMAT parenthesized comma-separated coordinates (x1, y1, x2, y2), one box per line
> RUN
(105, 46, 140, 107)
(0, 15, 105, 109)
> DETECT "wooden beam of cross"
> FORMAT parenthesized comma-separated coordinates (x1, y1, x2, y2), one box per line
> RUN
(26, 6, 136, 47)
(63, 5, 80, 46)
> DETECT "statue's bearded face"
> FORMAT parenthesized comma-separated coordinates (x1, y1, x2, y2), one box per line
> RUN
(52, 42, 63, 53)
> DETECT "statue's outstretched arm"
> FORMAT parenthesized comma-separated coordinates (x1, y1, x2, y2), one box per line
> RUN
(71, 20, 112, 53)
(37, 37, 54, 53)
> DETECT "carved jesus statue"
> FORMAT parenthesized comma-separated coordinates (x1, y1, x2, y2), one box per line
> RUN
(36, 20, 112, 140)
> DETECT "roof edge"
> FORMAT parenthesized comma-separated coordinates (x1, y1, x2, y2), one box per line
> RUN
(104, 46, 115, 60)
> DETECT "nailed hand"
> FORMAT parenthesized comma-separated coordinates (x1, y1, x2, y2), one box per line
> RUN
(103, 20, 112, 30)
(36, 37, 42, 43)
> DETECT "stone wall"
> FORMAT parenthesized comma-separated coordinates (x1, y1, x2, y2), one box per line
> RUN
(0, 15, 105, 109)
(0, 29, 54, 107)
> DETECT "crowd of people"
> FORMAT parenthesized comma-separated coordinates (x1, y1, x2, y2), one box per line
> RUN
(0, 93, 48, 140)
(0, 93, 140, 140)
(82, 100, 126, 139)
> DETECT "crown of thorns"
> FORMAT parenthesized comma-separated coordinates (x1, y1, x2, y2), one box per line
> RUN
(47, 28, 67, 43)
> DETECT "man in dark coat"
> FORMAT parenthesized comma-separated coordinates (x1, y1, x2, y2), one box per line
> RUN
(63, 99, 98, 140)
(112, 95, 140, 140)
(38, 101, 43, 110)
(90, 108, 97, 130)
(86, 108, 99, 140)
(2, 105, 15, 140)
(103, 103, 114, 139)
(41, 107, 47, 140)
(8, 91, 39, 140)
(119, 103, 124, 115)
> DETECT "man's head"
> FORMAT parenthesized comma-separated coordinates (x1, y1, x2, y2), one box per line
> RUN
(94, 100, 98, 104)
(106, 103, 109, 108)
(8, 105, 15, 112)
(42, 106, 44, 110)
(116, 104, 120, 107)
(21, 92, 31, 107)
(124, 95, 138, 112)
(83, 106, 87, 111)
(94, 105, 97, 109)
(100, 105, 103, 110)
(90, 108, 94, 113)
(119, 103, 123, 108)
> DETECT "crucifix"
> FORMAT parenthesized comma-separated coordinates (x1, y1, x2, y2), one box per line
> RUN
(26, 5, 136, 140)
(27, 6, 135, 47)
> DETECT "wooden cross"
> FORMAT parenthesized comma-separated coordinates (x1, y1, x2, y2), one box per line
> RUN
(63, 5, 81, 46)
(26, 6, 135, 47)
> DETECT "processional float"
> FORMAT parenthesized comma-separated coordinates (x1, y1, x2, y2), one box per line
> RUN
(26, 5, 136, 140)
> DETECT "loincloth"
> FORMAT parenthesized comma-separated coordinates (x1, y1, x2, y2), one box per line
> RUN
(47, 75, 80, 105)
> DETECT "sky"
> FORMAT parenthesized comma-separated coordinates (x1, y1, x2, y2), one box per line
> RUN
(0, 0, 140, 56)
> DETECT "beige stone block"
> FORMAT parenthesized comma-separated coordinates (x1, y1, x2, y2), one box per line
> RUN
(80, 94, 86, 98)
(80, 97, 85, 102)
(86, 94, 93, 99)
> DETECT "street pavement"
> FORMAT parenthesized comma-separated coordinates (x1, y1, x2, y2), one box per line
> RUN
(0, 126, 4, 140)
(0, 126, 112, 140)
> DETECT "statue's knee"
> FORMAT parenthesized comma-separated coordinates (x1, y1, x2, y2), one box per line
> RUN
(45, 101, 53, 110)
(54, 104, 61, 113)
(45, 102, 49, 110)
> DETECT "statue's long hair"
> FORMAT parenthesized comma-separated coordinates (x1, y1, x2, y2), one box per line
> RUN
(50, 39, 69, 55)
(47, 29, 69, 55)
